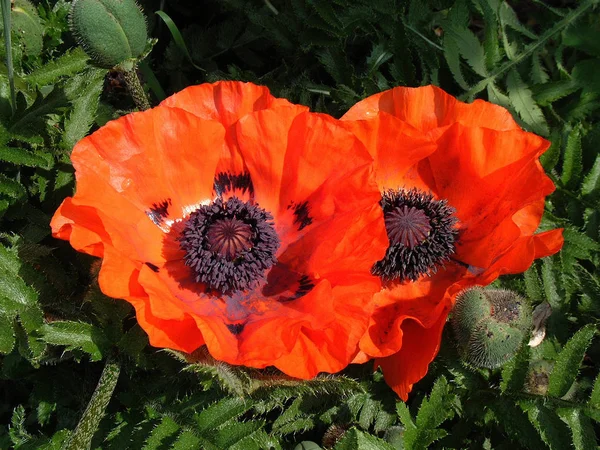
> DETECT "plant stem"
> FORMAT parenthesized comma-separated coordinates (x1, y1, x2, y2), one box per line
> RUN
(123, 67, 151, 111)
(1, 0, 16, 113)
(62, 357, 121, 450)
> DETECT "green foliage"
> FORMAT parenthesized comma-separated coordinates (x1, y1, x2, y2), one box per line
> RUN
(1, 0, 600, 448)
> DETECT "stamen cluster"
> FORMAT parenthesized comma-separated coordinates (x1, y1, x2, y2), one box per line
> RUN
(373, 188, 458, 282)
(179, 197, 280, 294)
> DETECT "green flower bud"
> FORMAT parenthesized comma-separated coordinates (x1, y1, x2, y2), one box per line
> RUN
(322, 424, 348, 448)
(383, 426, 405, 449)
(0, 0, 44, 58)
(524, 359, 552, 396)
(69, 0, 148, 69)
(451, 287, 532, 369)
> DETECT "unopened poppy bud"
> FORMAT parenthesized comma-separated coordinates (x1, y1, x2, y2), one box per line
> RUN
(524, 359, 552, 396)
(383, 426, 405, 449)
(322, 424, 348, 448)
(450, 287, 532, 369)
(69, 0, 148, 69)
(0, 0, 44, 58)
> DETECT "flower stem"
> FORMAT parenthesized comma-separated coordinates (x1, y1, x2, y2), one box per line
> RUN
(1, 0, 16, 113)
(63, 357, 121, 450)
(122, 66, 151, 111)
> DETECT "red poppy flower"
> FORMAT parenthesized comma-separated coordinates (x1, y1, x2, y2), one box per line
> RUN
(341, 85, 564, 399)
(51, 81, 389, 378)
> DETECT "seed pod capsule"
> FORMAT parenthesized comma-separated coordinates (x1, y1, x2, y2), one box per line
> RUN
(451, 287, 532, 369)
(69, 0, 148, 69)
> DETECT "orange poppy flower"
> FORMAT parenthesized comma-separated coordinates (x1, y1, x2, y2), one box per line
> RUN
(51, 81, 389, 378)
(341, 85, 564, 399)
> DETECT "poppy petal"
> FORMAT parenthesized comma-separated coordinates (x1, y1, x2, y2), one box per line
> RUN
(161, 80, 301, 128)
(339, 112, 437, 191)
(375, 313, 448, 401)
(342, 85, 520, 136)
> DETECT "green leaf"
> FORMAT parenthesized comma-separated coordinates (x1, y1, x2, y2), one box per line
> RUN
(25, 47, 89, 87)
(171, 431, 202, 450)
(62, 68, 106, 150)
(195, 398, 250, 433)
(522, 401, 571, 450)
(581, 153, 600, 201)
(557, 408, 598, 450)
(40, 321, 109, 361)
(488, 398, 546, 449)
(0, 173, 27, 200)
(0, 313, 15, 353)
(547, 324, 596, 398)
(334, 428, 396, 450)
(142, 417, 180, 450)
(155, 11, 205, 72)
(500, 344, 531, 393)
(506, 69, 549, 136)
(443, 36, 469, 90)
(400, 376, 455, 450)
(499, 2, 537, 38)
(561, 126, 583, 188)
(589, 374, 600, 409)
(0, 146, 53, 169)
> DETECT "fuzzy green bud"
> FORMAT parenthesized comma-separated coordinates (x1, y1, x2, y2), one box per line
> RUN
(0, 0, 44, 58)
(451, 287, 532, 369)
(524, 359, 552, 396)
(69, 0, 148, 69)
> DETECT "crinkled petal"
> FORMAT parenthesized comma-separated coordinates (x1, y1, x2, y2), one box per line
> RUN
(375, 313, 448, 401)
(342, 85, 520, 138)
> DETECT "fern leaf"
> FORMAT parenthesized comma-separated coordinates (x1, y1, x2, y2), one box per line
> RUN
(547, 324, 596, 398)
(506, 69, 549, 136)
(142, 417, 180, 450)
(62, 69, 106, 150)
(26, 47, 89, 88)
(195, 397, 251, 433)
(561, 125, 583, 188)
(39, 321, 109, 361)
(0, 146, 53, 169)
(581, 153, 600, 201)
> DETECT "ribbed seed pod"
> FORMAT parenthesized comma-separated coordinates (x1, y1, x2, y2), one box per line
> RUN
(451, 287, 532, 369)
(0, 0, 44, 58)
(69, 0, 147, 69)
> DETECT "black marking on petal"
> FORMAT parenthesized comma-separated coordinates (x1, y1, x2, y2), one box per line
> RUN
(226, 323, 245, 335)
(147, 199, 172, 228)
(296, 275, 314, 298)
(214, 172, 254, 197)
(145, 262, 159, 272)
(288, 201, 313, 231)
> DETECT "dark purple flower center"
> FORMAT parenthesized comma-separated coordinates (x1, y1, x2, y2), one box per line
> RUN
(373, 188, 458, 282)
(179, 197, 279, 294)
(206, 217, 253, 260)
(385, 205, 432, 249)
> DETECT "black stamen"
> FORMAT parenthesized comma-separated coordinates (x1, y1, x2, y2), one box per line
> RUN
(179, 197, 280, 295)
(373, 188, 458, 282)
